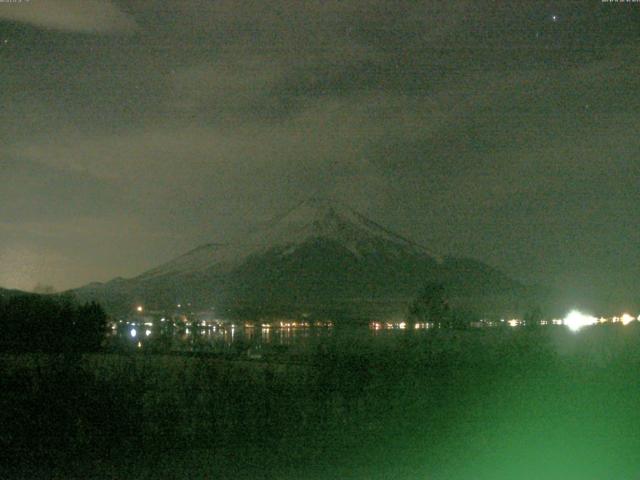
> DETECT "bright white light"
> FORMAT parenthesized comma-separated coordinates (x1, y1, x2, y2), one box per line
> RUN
(621, 313, 634, 326)
(145, 329, 152, 337)
(136, 306, 143, 312)
(508, 319, 519, 328)
(564, 310, 598, 332)
(130, 328, 137, 338)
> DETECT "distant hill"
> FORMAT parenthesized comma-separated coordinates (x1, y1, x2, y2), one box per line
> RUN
(73, 197, 536, 320)
(0, 287, 35, 300)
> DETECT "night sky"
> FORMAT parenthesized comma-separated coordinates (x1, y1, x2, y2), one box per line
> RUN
(1, 1, 639, 311)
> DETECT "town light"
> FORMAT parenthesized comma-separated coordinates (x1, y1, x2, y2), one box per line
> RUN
(564, 310, 597, 332)
(620, 313, 634, 326)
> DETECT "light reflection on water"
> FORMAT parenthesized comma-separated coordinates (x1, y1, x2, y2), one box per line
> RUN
(112, 323, 336, 354)
(110, 322, 424, 355)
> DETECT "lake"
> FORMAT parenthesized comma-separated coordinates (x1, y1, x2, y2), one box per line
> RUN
(108, 320, 433, 357)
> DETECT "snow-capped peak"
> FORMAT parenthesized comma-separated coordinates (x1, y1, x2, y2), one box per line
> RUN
(137, 197, 439, 279)
(253, 196, 436, 257)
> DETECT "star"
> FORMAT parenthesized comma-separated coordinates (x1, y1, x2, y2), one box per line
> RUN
(551, 15, 558, 22)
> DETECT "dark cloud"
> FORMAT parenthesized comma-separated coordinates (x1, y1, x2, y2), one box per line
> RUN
(0, 0, 136, 34)
(0, 0, 639, 311)
(0, 156, 130, 223)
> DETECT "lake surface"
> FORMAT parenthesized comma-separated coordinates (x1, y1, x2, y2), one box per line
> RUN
(108, 320, 431, 356)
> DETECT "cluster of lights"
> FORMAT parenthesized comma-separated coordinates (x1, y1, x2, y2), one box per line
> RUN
(370, 321, 400, 330)
(368, 311, 638, 333)
(370, 321, 431, 330)
(130, 327, 152, 338)
(563, 310, 598, 332)
(259, 320, 333, 329)
(278, 321, 311, 329)
(615, 313, 636, 326)
(123, 303, 638, 342)
(561, 310, 639, 332)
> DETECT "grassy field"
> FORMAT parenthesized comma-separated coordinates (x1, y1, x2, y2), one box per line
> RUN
(2, 325, 640, 479)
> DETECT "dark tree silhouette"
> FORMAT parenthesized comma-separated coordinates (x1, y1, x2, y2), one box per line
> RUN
(524, 306, 543, 328)
(407, 282, 451, 328)
(75, 301, 109, 351)
(407, 282, 471, 329)
(0, 294, 108, 353)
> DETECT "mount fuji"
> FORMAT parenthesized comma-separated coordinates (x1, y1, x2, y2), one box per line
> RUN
(74, 197, 527, 319)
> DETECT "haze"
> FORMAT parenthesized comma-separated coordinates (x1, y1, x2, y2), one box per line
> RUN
(1, 0, 639, 312)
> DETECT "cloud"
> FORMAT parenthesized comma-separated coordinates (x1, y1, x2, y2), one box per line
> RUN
(0, 243, 63, 292)
(167, 60, 286, 116)
(0, 155, 129, 223)
(2, 0, 639, 305)
(0, 0, 136, 33)
(0, 216, 189, 290)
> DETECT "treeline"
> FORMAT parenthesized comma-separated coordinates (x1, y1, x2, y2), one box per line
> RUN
(407, 282, 545, 329)
(0, 294, 107, 353)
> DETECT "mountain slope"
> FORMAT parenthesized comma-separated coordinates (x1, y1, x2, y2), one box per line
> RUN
(139, 197, 439, 279)
(74, 197, 528, 318)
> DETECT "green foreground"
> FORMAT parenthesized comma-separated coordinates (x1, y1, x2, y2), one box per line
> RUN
(2, 325, 640, 479)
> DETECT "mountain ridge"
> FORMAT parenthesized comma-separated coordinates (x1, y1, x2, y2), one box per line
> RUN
(73, 197, 530, 319)
(138, 197, 439, 281)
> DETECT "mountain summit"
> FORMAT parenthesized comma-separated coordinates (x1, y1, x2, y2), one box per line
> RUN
(140, 197, 438, 280)
(75, 198, 525, 319)
(256, 196, 439, 260)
